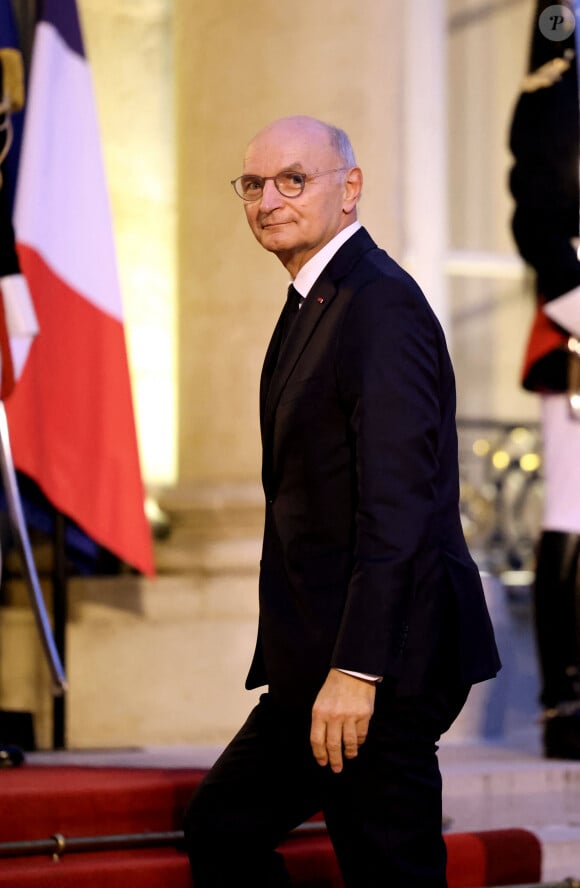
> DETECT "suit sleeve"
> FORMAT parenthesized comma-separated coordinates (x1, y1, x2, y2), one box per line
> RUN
(331, 275, 446, 677)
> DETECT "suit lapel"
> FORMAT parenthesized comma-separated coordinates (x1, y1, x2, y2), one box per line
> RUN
(259, 307, 286, 440)
(260, 227, 378, 483)
(263, 273, 337, 435)
(260, 277, 335, 492)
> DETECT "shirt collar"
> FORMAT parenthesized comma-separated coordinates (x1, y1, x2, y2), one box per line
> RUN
(292, 221, 361, 298)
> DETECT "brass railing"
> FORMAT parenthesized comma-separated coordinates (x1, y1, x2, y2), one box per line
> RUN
(0, 820, 325, 861)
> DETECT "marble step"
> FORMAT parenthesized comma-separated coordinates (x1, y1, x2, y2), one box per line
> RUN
(439, 739, 580, 884)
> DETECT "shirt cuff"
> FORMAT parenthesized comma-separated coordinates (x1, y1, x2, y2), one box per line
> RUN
(338, 669, 382, 683)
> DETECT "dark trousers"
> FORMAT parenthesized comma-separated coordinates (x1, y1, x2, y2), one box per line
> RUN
(533, 530, 580, 708)
(184, 680, 469, 887)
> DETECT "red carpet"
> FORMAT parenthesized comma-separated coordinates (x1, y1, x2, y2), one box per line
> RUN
(0, 765, 542, 887)
(0, 766, 205, 841)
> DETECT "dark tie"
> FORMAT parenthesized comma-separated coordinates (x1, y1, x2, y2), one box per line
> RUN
(261, 285, 303, 410)
(279, 284, 303, 349)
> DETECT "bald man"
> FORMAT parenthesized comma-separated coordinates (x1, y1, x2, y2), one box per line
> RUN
(184, 116, 500, 887)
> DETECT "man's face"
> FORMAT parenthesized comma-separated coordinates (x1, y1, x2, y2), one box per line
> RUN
(241, 119, 357, 276)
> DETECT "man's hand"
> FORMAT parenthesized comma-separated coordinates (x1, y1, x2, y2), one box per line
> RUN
(310, 668, 376, 774)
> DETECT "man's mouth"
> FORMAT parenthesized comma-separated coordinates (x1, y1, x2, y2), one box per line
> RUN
(261, 218, 292, 230)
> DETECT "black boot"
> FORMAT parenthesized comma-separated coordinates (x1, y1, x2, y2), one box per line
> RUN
(533, 530, 580, 758)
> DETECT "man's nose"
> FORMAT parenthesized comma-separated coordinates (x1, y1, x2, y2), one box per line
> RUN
(259, 178, 284, 210)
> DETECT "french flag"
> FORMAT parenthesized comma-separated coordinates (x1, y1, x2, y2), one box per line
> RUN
(1, 2, 37, 401)
(5, 0, 154, 576)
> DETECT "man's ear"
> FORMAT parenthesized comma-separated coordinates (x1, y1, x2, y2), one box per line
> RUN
(343, 167, 363, 213)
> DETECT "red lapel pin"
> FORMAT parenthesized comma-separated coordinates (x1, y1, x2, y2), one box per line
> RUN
(316, 297, 324, 304)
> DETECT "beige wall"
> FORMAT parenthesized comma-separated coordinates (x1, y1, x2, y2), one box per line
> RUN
(175, 0, 405, 486)
(79, 0, 177, 486)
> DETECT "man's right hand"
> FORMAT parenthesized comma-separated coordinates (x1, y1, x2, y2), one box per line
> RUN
(310, 668, 376, 774)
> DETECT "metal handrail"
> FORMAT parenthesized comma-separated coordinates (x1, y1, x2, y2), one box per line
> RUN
(456, 417, 541, 432)
(0, 821, 327, 861)
(1, 825, 578, 888)
(0, 830, 184, 861)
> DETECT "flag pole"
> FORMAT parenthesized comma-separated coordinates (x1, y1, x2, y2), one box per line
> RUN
(51, 509, 67, 748)
(0, 403, 67, 696)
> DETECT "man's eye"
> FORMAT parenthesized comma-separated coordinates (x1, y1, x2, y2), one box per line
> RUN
(285, 173, 305, 187)
(242, 177, 263, 193)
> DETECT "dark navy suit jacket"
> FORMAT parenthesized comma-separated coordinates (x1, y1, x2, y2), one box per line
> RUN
(246, 227, 500, 708)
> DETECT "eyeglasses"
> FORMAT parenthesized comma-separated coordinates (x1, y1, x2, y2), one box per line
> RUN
(230, 168, 348, 201)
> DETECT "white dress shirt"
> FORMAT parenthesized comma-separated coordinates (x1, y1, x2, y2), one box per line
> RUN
(291, 221, 361, 298)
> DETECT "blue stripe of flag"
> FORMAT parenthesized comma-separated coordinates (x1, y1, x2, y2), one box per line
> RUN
(0, 0, 25, 212)
(40, 0, 85, 59)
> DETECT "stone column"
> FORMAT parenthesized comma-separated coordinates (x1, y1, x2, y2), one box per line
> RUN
(175, 0, 407, 489)
(401, 0, 449, 334)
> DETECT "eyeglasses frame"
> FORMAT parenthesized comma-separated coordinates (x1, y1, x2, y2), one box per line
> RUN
(230, 167, 349, 201)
